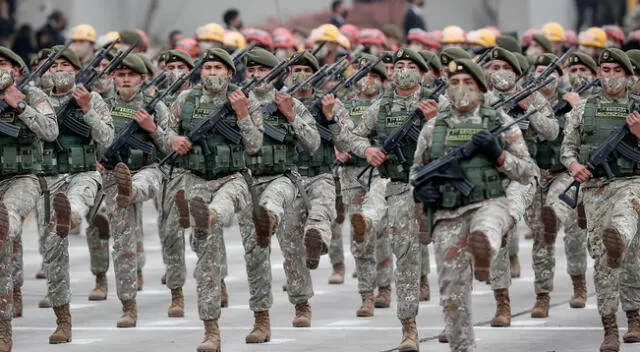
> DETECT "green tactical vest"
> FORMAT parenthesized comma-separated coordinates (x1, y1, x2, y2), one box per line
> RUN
(0, 107, 42, 177)
(163, 95, 177, 109)
(42, 104, 96, 175)
(373, 93, 423, 182)
(430, 108, 506, 209)
(103, 94, 159, 171)
(298, 93, 334, 177)
(247, 109, 298, 176)
(579, 95, 640, 177)
(179, 87, 246, 180)
(342, 98, 371, 167)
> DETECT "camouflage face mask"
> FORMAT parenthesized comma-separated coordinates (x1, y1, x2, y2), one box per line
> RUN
(38, 72, 54, 91)
(357, 76, 381, 96)
(284, 71, 312, 89)
(0, 68, 14, 91)
(166, 69, 185, 85)
(252, 81, 273, 96)
(51, 71, 76, 90)
(393, 68, 421, 90)
(490, 69, 517, 92)
(447, 84, 481, 110)
(568, 72, 591, 89)
(203, 75, 229, 94)
(420, 73, 437, 88)
(601, 75, 628, 96)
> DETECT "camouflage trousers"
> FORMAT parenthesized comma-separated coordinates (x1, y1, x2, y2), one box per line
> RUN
(157, 169, 187, 291)
(185, 172, 249, 321)
(0, 175, 42, 321)
(302, 173, 337, 249)
(525, 171, 588, 294)
(433, 197, 515, 351)
(582, 178, 640, 317)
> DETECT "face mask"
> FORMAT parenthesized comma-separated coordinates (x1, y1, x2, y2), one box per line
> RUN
(0, 68, 13, 91)
(601, 75, 627, 96)
(51, 71, 75, 89)
(447, 84, 481, 110)
(285, 71, 312, 89)
(166, 69, 185, 85)
(253, 81, 273, 96)
(525, 46, 542, 62)
(393, 68, 421, 90)
(357, 76, 381, 96)
(38, 72, 54, 91)
(568, 73, 591, 89)
(118, 84, 140, 101)
(94, 77, 114, 94)
(421, 73, 436, 88)
(203, 75, 229, 94)
(198, 42, 215, 52)
(490, 69, 517, 91)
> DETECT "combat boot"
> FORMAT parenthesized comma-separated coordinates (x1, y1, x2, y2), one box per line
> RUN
(524, 230, 533, 239)
(375, 286, 392, 308)
(304, 228, 324, 270)
(197, 319, 220, 352)
(510, 255, 521, 278)
(419, 276, 430, 301)
(292, 300, 312, 327)
(93, 213, 110, 240)
(12, 287, 22, 318)
(245, 311, 270, 343)
(220, 280, 228, 308)
(137, 270, 143, 291)
(600, 314, 620, 352)
(531, 293, 550, 318)
(356, 292, 375, 317)
(0, 319, 12, 352)
(469, 230, 492, 281)
(438, 329, 448, 343)
(53, 193, 71, 238)
(39, 295, 51, 308)
(254, 205, 276, 248)
(35, 264, 46, 279)
(398, 317, 419, 352)
(115, 163, 135, 208)
(623, 310, 640, 343)
(603, 228, 625, 268)
(175, 190, 190, 228)
(569, 274, 587, 308)
(328, 262, 345, 284)
(116, 299, 137, 328)
(161, 273, 166, 285)
(190, 197, 214, 239)
(69, 213, 81, 235)
(351, 212, 371, 243)
(541, 205, 558, 245)
(490, 288, 511, 327)
(88, 273, 108, 301)
(49, 304, 71, 344)
(168, 287, 184, 317)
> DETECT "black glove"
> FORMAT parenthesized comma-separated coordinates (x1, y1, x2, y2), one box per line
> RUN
(472, 130, 503, 162)
(413, 184, 441, 206)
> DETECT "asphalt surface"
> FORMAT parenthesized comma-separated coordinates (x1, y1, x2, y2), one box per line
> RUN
(11, 202, 640, 352)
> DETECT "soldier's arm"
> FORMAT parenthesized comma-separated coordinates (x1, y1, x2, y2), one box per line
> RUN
(409, 118, 436, 182)
(85, 92, 114, 147)
(527, 92, 559, 141)
(290, 98, 320, 153)
(328, 98, 351, 152)
(237, 95, 264, 155)
(349, 99, 382, 158)
(560, 100, 586, 169)
(22, 85, 58, 141)
(498, 113, 540, 185)
(150, 90, 186, 155)
(149, 101, 174, 155)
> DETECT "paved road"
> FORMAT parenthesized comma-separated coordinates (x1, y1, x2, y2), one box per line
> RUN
(11, 202, 640, 351)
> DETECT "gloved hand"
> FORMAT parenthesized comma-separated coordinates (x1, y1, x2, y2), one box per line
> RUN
(472, 130, 503, 162)
(413, 184, 441, 206)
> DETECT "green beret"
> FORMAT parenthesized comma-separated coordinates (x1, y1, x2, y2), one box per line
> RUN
(567, 52, 597, 74)
(381, 51, 394, 64)
(118, 30, 142, 46)
(245, 47, 279, 69)
(532, 34, 553, 53)
(164, 49, 194, 69)
(358, 53, 387, 80)
(393, 48, 428, 72)
(599, 48, 634, 75)
(490, 47, 522, 76)
(381, 24, 402, 41)
(418, 50, 442, 72)
(447, 58, 487, 92)
(296, 51, 320, 72)
(513, 53, 530, 73)
(626, 50, 640, 75)
(496, 35, 522, 54)
(116, 54, 147, 75)
(440, 47, 472, 66)
(201, 48, 236, 73)
(135, 53, 156, 76)
(534, 53, 563, 76)
(0, 47, 26, 70)
(52, 45, 82, 69)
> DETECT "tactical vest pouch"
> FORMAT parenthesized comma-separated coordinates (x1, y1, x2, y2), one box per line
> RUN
(185, 145, 206, 176)
(19, 147, 35, 173)
(69, 146, 86, 173)
(1, 146, 18, 175)
(525, 140, 537, 159)
(128, 149, 146, 171)
(41, 147, 57, 175)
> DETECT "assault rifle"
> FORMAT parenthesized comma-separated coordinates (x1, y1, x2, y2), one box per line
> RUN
(491, 76, 555, 112)
(140, 71, 168, 92)
(521, 49, 573, 88)
(157, 50, 306, 171)
(231, 42, 257, 68)
(559, 124, 640, 208)
(552, 78, 600, 115)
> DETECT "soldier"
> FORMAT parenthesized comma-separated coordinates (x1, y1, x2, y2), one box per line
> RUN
(239, 48, 320, 343)
(565, 52, 598, 94)
(381, 51, 395, 94)
(412, 58, 538, 352)
(155, 48, 263, 351)
(0, 46, 58, 351)
(42, 45, 114, 344)
(625, 50, 640, 99)
(561, 48, 640, 351)
(69, 24, 97, 66)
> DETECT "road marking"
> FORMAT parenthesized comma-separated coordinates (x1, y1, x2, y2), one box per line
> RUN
(69, 338, 103, 344)
(13, 326, 626, 332)
(70, 303, 96, 310)
(264, 338, 296, 344)
(327, 320, 372, 326)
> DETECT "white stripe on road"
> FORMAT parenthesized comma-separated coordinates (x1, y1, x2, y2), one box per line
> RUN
(13, 326, 627, 331)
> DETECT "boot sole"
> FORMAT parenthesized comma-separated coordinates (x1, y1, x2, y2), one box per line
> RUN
(161, 274, 166, 285)
(115, 163, 133, 208)
(569, 300, 586, 309)
(351, 213, 368, 242)
(35, 270, 46, 279)
(116, 322, 137, 328)
(189, 197, 210, 239)
(175, 190, 190, 229)
(0, 202, 9, 244)
(53, 193, 71, 238)
(490, 319, 511, 327)
(168, 309, 184, 318)
(292, 320, 311, 328)
(245, 334, 271, 343)
(356, 310, 373, 317)
(469, 230, 491, 282)
(304, 229, 323, 270)
(254, 206, 275, 248)
(93, 213, 110, 240)
(541, 206, 558, 245)
(49, 338, 71, 344)
(88, 291, 107, 301)
(39, 299, 51, 308)
(623, 335, 640, 343)
(374, 301, 391, 308)
(603, 228, 624, 269)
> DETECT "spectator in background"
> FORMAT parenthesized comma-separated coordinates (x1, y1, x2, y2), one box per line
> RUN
(330, 0, 349, 28)
(36, 9, 67, 50)
(0, 0, 17, 45)
(223, 8, 243, 31)
(11, 24, 35, 66)
(403, 0, 426, 36)
(168, 30, 183, 50)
